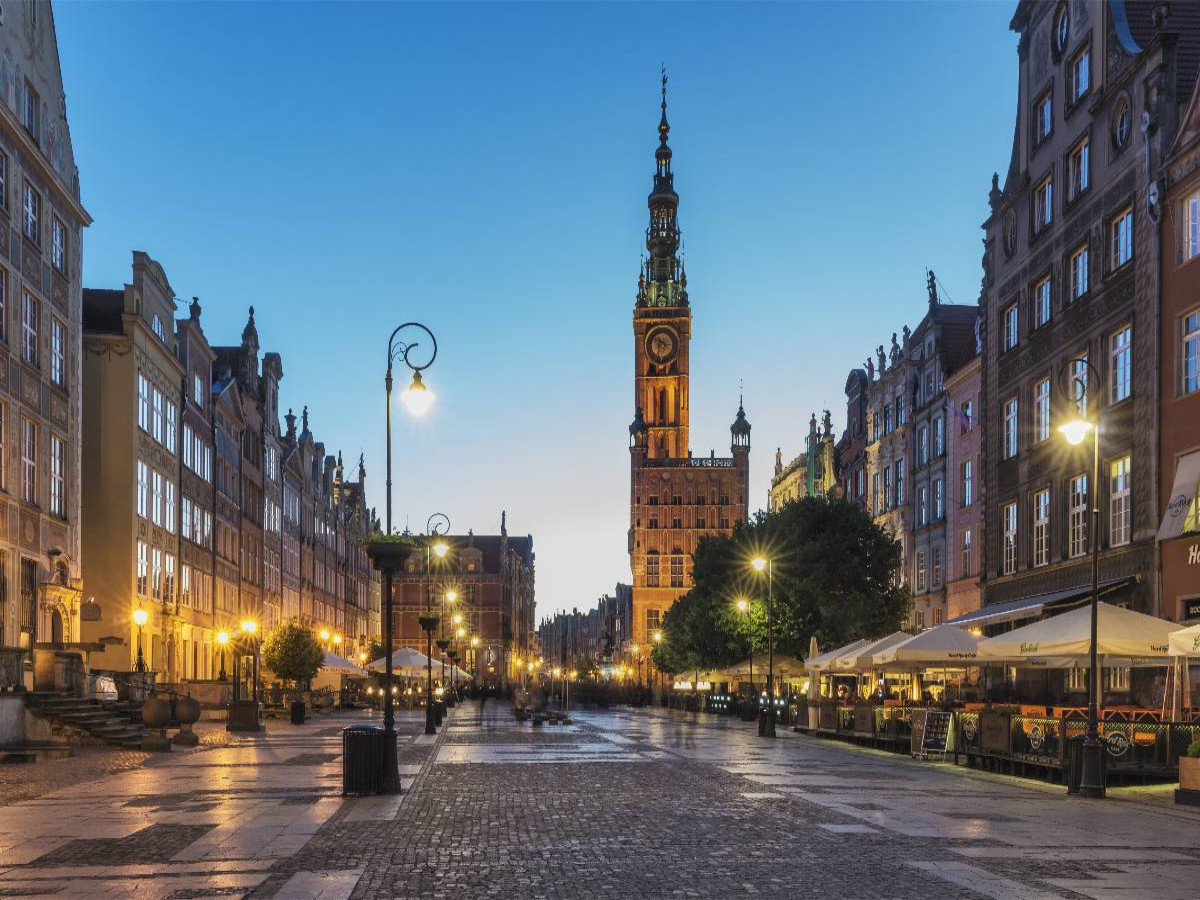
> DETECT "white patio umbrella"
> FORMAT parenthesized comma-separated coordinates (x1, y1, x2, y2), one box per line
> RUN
(840, 631, 912, 670)
(873, 625, 981, 667)
(321, 651, 363, 672)
(978, 601, 1174, 660)
(368, 647, 434, 676)
(806, 638, 870, 672)
(1168, 624, 1200, 657)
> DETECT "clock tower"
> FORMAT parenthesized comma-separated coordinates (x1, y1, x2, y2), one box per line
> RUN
(628, 72, 751, 663)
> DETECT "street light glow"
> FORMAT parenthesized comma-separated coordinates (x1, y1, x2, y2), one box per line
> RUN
(736, 597, 749, 612)
(132, 607, 148, 627)
(400, 370, 434, 418)
(433, 541, 449, 558)
(653, 630, 663, 644)
(471, 636, 480, 647)
(751, 556, 767, 572)
(446, 590, 458, 602)
(452, 613, 462, 625)
(217, 630, 230, 645)
(320, 629, 331, 642)
(332, 634, 342, 645)
(1059, 419, 1093, 446)
(241, 620, 257, 635)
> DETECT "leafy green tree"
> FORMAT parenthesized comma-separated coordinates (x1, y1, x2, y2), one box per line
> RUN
(262, 620, 325, 686)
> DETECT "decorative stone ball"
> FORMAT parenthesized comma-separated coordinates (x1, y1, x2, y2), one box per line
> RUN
(175, 695, 201, 726)
(142, 696, 171, 729)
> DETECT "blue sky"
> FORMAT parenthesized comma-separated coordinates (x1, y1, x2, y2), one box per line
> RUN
(58, 1, 1017, 617)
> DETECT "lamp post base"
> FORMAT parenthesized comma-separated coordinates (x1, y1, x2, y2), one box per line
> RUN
(1079, 736, 1106, 798)
(758, 708, 777, 738)
(380, 727, 401, 793)
(424, 703, 437, 736)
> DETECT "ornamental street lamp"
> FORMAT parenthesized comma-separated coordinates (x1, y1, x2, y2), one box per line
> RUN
(384, 322, 438, 778)
(420, 519, 451, 735)
(751, 556, 776, 738)
(736, 597, 754, 712)
(653, 630, 663, 706)
(132, 606, 149, 673)
(1058, 355, 1105, 799)
(217, 629, 230, 681)
(240, 619, 259, 704)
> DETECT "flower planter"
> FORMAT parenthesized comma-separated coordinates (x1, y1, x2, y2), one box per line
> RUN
(417, 615, 440, 633)
(1176, 757, 1200, 806)
(362, 539, 415, 572)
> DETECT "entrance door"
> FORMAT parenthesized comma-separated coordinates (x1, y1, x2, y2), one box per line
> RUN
(50, 610, 63, 644)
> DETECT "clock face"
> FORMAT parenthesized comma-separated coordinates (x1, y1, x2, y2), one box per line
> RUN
(646, 327, 678, 364)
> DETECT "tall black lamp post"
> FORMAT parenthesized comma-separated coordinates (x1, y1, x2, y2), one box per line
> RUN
(383, 322, 437, 787)
(421, 514, 451, 735)
(1058, 355, 1105, 799)
(751, 556, 775, 738)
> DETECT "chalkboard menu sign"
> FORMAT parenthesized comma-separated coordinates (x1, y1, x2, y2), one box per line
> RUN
(921, 711, 952, 757)
(909, 709, 927, 757)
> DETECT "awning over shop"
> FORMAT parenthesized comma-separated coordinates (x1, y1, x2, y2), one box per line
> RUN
(978, 601, 1174, 660)
(944, 578, 1133, 628)
(1159, 450, 1200, 540)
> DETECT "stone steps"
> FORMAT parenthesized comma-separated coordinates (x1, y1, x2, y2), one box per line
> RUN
(25, 692, 146, 750)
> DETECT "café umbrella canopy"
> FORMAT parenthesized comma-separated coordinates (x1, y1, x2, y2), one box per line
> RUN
(806, 638, 870, 672)
(872, 624, 982, 667)
(838, 631, 911, 670)
(723, 654, 808, 679)
(978, 602, 1174, 660)
(1168, 624, 1200, 657)
(369, 647, 435, 676)
(320, 651, 363, 672)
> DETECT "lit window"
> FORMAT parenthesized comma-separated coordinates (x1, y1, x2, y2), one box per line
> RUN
(895, 458, 905, 505)
(962, 459, 973, 507)
(1068, 137, 1089, 200)
(152, 388, 163, 444)
(934, 478, 944, 521)
(1070, 243, 1089, 299)
(1110, 455, 1131, 547)
(49, 435, 64, 517)
(152, 548, 163, 600)
(1071, 46, 1090, 102)
(50, 317, 64, 388)
(1033, 488, 1050, 568)
(151, 470, 163, 527)
(165, 481, 176, 534)
(1003, 502, 1017, 575)
(21, 292, 37, 367)
(918, 486, 928, 526)
(1069, 473, 1089, 559)
(1035, 175, 1053, 233)
(1003, 397, 1019, 459)
(136, 460, 148, 518)
(20, 417, 35, 505)
(136, 542, 148, 596)
(1110, 325, 1131, 403)
(1034, 277, 1051, 328)
(1182, 309, 1200, 396)
(1034, 377, 1051, 443)
(915, 551, 926, 592)
(1004, 302, 1019, 351)
(1184, 191, 1200, 261)
(934, 416, 944, 457)
(961, 528, 973, 576)
(645, 552, 659, 587)
(138, 374, 150, 432)
(1111, 207, 1133, 269)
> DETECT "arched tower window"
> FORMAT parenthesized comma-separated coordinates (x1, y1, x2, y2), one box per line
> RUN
(658, 388, 667, 424)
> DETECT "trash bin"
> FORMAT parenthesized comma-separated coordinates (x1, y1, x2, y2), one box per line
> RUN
(1066, 734, 1085, 794)
(342, 725, 385, 796)
(290, 699, 306, 725)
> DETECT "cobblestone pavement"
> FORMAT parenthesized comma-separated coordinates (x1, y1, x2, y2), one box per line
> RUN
(2, 703, 1200, 899)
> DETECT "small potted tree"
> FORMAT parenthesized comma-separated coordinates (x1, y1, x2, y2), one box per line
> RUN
(261, 620, 324, 723)
(1177, 739, 1200, 805)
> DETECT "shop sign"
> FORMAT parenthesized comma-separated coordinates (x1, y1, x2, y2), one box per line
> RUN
(1186, 598, 1200, 622)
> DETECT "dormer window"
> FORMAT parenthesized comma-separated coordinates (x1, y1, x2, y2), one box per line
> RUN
(151, 313, 168, 343)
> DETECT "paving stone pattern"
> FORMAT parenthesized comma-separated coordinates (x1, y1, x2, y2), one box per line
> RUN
(2, 704, 1200, 899)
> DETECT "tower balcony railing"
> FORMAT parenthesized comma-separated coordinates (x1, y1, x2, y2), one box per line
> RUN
(644, 456, 735, 469)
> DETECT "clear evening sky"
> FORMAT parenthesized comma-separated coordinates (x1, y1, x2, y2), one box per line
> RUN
(59, 1, 1016, 618)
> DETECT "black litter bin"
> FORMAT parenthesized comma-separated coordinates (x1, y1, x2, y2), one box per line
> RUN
(342, 725, 385, 795)
(290, 699, 306, 725)
(1066, 734, 1085, 794)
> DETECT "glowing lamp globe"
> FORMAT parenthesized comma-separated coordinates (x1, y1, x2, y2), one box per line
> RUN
(400, 371, 434, 418)
(1058, 419, 1093, 446)
(132, 608, 148, 628)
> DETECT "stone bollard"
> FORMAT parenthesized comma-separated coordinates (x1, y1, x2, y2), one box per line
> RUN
(142, 696, 173, 752)
(172, 695, 201, 747)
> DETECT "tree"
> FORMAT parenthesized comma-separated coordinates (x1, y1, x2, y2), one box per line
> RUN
(262, 620, 325, 686)
(658, 497, 909, 670)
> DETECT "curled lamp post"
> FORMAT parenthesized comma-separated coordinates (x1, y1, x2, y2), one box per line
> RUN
(421, 517, 450, 736)
(132, 606, 148, 673)
(737, 597, 754, 712)
(216, 629, 230, 681)
(382, 322, 437, 787)
(751, 557, 776, 739)
(1058, 355, 1105, 799)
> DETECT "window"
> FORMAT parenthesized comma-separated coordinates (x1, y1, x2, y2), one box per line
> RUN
(152, 548, 163, 600)
(895, 458, 905, 506)
(151, 313, 167, 343)
(1055, 5, 1070, 53)
(182, 497, 192, 540)
(962, 460, 973, 507)
(932, 547, 942, 588)
(646, 608, 661, 637)
(1185, 308, 1200, 396)
(933, 416, 944, 456)
(51, 217, 65, 273)
(0, 269, 6, 343)
(918, 486, 929, 526)
(136, 542, 148, 596)
(1072, 355, 1089, 416)
(1184, 191, 1200, 262)
(136, 460, 148, 518)
(1034, 377, 1051, 443)
(22, 182, 38, 244)
(152, 388, 164, 444)
(1035, 90, 1053, 144)
(1110, 454, 1131, 547)
(164, 553, 176, 604)
(165, 400, 177, 454)
(960, 399, 973, 433)
(21, 292, 36, 367)
(882, 466, 892, 510)
(916, 551, 927, 592)
(1003, 397, 1019, 458)
(193, 373, 205, 406)
(1114, 98, 1132, 149)
(0, 402, 5, 492)
(1033, 488, 1050, 567)
(21, 80, 38, 139)
(1035, 175, 1053, 233)
(1069, 473, 1089, 559)
(645, 552, 659, 587)
(1067, 247, 1088, 305)
(883, 403, 892, 434)
(872, 472, 881, 515)
(49, 435, 63, 517)
(961, 528, 973, 576)
(918, 426, 929, 466)
(50, 317, 64, 388)
(934, 478, 944, 521)
(1003, 502, 1017, 575)
(1071, 46, 1090, 102)
(669, 554, 684, 588)
(151, 470, 163, 527)
(138, 374, 150, 432)
(181, 564, 192, 608)
(1033, 277, 1051, 328)
(872, 411, 881, 443)
(1068, 137, 1089, 200)
(20, 418, 35, 505)
(165, 481, 176, 534)
(1111, 207, 1133, 269)
(896, 394, 906, 425)
(0, 153, 7, 211)
(1110, 325, 1131, 403)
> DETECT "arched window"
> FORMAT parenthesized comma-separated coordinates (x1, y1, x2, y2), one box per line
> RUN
(658, 388, 668, 424)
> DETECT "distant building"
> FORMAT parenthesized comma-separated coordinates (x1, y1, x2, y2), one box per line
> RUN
(628, 75, 750, 655)
(836, 371, 869, 509)
(770, 411, 838, 511)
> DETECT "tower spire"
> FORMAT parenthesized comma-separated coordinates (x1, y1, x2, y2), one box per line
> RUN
(659, 65, 670, 146)
(643, 67, 683, 301)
